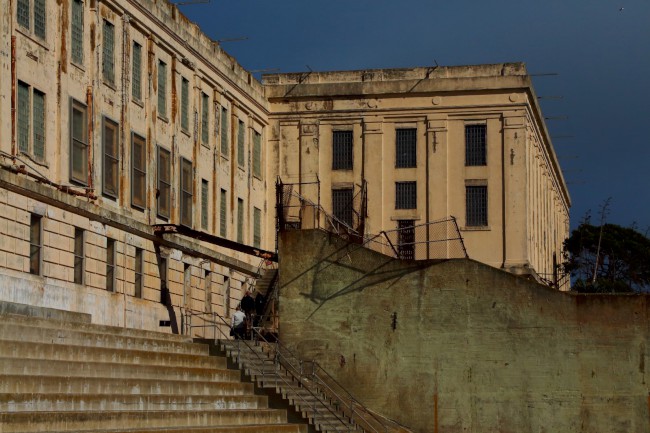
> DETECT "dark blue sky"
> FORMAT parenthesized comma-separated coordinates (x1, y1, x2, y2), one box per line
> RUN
(180, 0, 650, 232)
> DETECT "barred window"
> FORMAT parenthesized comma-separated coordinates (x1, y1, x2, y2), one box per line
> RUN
(17, 82, 45, 160)
(157, 60, 167, 117)
(332, 130, 353, 170)
(157, 147, 171, 219)
(237, 198, 244, 243)
(102, 20, 115, 85)
(220, 189, 227, 237)
(201, 179, 209, 230)
(220, 107, 229, 156)
(332, 188, 353, 227)
(253, 131, 262, 178)
(237, 120, 245, 167)
(132, 43, 142, 101)
(396, 128, 417, 168)
(181, 78, 189, 132)
(73, 228, 84, 284)
(34, 0, 46, 38)
(201, 92, 210, 146)
(102, 117, 119, 199)
(17, 0, 30, 29)
(134, 247, 143, 298)
(71, 0, 84, 64)
(131, 133, 146, 210)
(17, 0, 46, 38)
(466, 185, 488, 226)
(395, 181, 417, 209)
(253, 207, 261, 248)
(397, 220, 415, 260)
(29, 214, 42, 275)
(465, 124, 487, 166)
(180, 158, 193, 227)
(106, 238, 115, 292)
(70, 99, 88, 185)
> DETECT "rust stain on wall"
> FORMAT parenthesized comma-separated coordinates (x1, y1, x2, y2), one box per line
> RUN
(59, 0, 69, 74)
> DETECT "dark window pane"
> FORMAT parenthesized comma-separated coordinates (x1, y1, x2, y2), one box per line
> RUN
(132, 43, 142, 100)
(134, 248, 143, 298)
(131, 134, 146, 209)
(180, 158, 193, 227)
(74, 228, 84, 284)
(332, 188, 353, 227)
(71, 0, 84, 64)
(70, 101, 88, 184)
(466, 185, 488, 226)
(253, 207, 261, 248)
(237, 198, 244, 243)
(201, 179, 209, 230)
(397, 220, 415, 260)
(332, 131, 353, 170)
(465, 124, 487, 166)
(396, 128, 416, 168)
(17, 0, 30, 29)
(220, 108, 229, 156)
(395, 182, 417, 209)
(253, 131, 262, 178)
(157, 148, 171, 219)
(34, 0, 46, 38)
(29, 215, 41, 275)
(102, 20, 115, 84)
(220, 189, 227, 237)
(237, 120, 245, 167)
(106, 238, 115, 292)
(157, 61, 167, 116)
(32, 90, 45, 159)
(201, 92, 209, 145)
(103, 118, 119, 198)
(17, 82, 30, 154)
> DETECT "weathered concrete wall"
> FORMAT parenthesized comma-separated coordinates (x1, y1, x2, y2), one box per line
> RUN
(278, 230, 650, 433)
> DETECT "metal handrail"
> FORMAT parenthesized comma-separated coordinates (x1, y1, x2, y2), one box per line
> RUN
(181, 308, 356, 432)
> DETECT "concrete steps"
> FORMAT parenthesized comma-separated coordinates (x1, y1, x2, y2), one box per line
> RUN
(220, 339, 359, 433)
(0, 301, 308, 433)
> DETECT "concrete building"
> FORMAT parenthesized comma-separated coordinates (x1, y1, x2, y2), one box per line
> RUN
(0, 0, 568, 328)
(0, 0, 272, 329)
(264, 65, 570, 283)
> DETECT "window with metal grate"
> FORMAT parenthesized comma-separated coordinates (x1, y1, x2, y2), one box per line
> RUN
(332, 188, 353, 227)
(102, 117, 119, 199)
(181, 78, 189, 132)
(180, 158, 193, 227)
(397, 219, 415, 260)
(71, 0, 83, 64)
(237, 198, 244, 243)
(131, 133, 146, 210)
(253, 207, 261, 248)
(466, 185, 488, 226)
(332, 130, 353, 170)
(465, 124, 487, 166)
(237, 120, 245, 167)
(253, 131, 262, 178)
(157, 147, 171, 219)
(106, 238, 116, 292)
(157, 61, 167, 117)
(102, 20, 115, 84)
(132, 43, 142, 101)
(220, 189, 227, 237)
(220, 107, 229, 156)
(201, 179, 209, 230)
(396, 128, 417, 168)
(395, 181, 417, 209)
(34, 0, 46, 38)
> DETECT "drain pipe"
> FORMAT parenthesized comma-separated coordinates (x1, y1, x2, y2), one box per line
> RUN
(11, 35, 16, 156)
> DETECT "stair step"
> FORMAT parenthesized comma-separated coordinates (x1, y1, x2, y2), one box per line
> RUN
(0, 313, 191, 344)
(0, 320, 208, 355)
(0, 393, 267, 412)
(37, 425, 307, 433)
(0, 409, 291, 432)
(0, 357, 239, 382)
(0, 301, 91, 324)
(0, 340, 221, 368)
(0, 374, 254, 396)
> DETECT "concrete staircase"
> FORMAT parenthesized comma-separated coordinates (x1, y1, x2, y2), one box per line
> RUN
(221, 339, 361, 433)
(0, 301, 308, 433)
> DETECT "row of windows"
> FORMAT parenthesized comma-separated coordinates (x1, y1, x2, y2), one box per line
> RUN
(332, 184, 488, 228)
(66, 100, 262, 246)
(23, 2, 262, 176)
(29, 215, 141, 294)
(331, 125, 487, 170)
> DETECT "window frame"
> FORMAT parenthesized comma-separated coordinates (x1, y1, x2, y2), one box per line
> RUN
(131, 132, 147, 210)
(465, 184, 488, 227)
(237, 198, 244, 243)
(102, 19, 115, 86)
(332, 188, 354, 228)
(131, 42, 142, 102)
(201, 178, 209, 231)
(220, 107, 229, 157)
(332, 130, 353, 170)
(102, 116, 120, 200)
(180, 157, 193, 228)
(253, 206, 261, 249)
(395, 128, 417, 168)
(17, 0, 46, 40)
(237, 119, 245, 168)
(106, 238, 116, 292)
(395, 181, 417, 210)
(73, 228, 84, 285)
(29, 214, 42, 275)
(69, 98, 88, 186)
(156, 146, 171, 220)
(201, 92, 210, 146)
(252, 130, 262, 179)
(134, 247, 143, 298)
(180, 77, 190, 133)
(70, 0, 84, 65)
(157, 60, 167, 118)
(17, 81, 46, 162)
(465, 124, 487, 166)
(220, 188, 227, 237)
